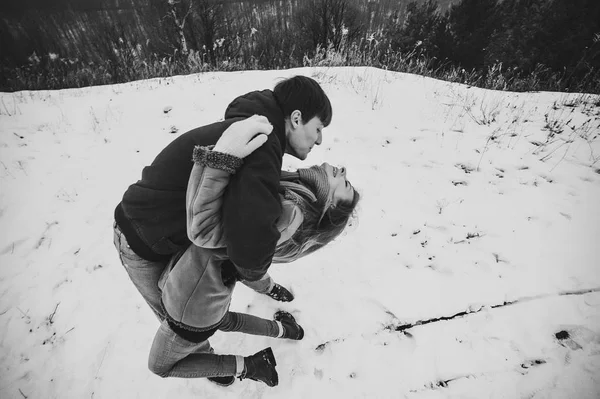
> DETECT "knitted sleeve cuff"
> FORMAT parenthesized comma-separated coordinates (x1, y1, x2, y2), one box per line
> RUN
(192, 145, 243, 174)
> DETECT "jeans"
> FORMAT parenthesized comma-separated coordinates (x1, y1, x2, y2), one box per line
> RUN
(113, 222, 169, 321)
(241, 273, 274, 294)
(113, 222, 274, 320)
(148, 312, 279, 378)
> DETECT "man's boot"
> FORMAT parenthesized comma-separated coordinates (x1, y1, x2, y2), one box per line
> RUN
(239, 347, 278, 387)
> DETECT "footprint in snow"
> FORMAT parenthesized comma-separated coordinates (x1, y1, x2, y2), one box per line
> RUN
(455, 163, 476, 174)
(518, 359, 547, 374)
(0, 238, 27, 255)
(314, 368, 323, 380)
(555, 326, 600, 350)
(559, 212, 572, 220)
(540, 174, 554, 183)
(452, 180, 468, 186)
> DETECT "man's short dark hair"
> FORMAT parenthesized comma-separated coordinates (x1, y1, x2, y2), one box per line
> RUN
(274, 76, 333, 127)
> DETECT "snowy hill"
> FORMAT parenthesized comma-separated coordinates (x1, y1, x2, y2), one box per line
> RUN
(0, 67, 599, 399)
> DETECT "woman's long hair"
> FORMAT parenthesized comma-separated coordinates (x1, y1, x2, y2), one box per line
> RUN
(272, 181, 360, 263)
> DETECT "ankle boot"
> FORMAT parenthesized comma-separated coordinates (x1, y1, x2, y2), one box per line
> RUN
(275, 311, 304, 340)
(239, 347, 278, 387)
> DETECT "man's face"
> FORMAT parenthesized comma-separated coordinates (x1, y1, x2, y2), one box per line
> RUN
(286, 115, 324, 160)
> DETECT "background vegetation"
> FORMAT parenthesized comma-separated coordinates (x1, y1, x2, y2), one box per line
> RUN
(1, 0, 598, 93)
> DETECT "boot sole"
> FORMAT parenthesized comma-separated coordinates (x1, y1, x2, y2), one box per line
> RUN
(208, 376, 235, 387)
(274, 310, 291, 321)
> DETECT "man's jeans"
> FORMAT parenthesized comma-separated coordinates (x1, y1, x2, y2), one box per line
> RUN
(113, 221, 274, 320)
(113, 222, 168, 321)
(148, 312, 279, 378)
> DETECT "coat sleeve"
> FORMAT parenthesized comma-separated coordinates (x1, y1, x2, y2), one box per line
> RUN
(222, 132, 283, 281)
(186, 146, 242, 248)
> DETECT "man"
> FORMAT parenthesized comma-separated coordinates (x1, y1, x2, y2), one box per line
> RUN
(113, 75, 332, 320)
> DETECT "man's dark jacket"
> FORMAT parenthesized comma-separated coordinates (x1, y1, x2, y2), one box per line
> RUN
(114, 90, 286, 281)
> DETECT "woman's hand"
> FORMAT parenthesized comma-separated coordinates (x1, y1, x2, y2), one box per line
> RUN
(213, 114, 273, 158)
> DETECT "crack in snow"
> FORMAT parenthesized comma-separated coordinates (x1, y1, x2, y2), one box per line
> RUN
(394, 287, 600, 332)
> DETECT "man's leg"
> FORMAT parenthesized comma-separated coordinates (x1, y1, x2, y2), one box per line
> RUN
(148, 320, 238, 378)
(113, 222, 168, 321)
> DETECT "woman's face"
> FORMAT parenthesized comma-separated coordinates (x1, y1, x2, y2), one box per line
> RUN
(321, 162, 355, 207)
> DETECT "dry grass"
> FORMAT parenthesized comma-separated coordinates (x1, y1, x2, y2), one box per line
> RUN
(2, 39, 599, 94)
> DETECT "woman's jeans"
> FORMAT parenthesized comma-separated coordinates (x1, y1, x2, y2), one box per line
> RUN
(148, 312, 279, 378)
(112, 221, 274, 321)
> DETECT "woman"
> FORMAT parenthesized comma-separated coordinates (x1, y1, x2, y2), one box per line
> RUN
(148, 118, 360, 387)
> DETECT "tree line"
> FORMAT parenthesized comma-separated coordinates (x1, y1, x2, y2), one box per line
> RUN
(385, 0, 600, 91)
(1, 0, 598, 93)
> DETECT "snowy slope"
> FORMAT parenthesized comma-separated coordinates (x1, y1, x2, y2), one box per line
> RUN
(0, 67, 599, 399)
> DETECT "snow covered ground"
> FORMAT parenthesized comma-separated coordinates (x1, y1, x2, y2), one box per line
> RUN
(1, 67, 599, 399)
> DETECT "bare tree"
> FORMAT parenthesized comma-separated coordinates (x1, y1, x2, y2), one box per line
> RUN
(165, 0, 193, 54)
(295, 0, 364, 54)
(194, 0, 225, 65)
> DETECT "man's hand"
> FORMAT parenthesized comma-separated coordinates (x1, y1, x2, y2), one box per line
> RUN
(214, 114, 273, 158)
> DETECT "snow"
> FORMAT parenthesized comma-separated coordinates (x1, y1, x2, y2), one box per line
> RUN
(1, 67, 599, 399)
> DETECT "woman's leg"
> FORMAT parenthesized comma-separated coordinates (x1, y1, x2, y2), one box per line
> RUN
(240, 273, 274, 294)
(148, 320, 238, 378)
(241, 274, 295, 302)
(218, 311, 280, 337)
